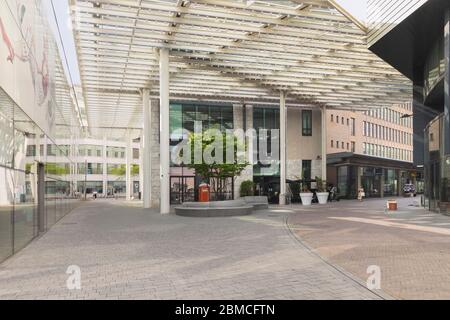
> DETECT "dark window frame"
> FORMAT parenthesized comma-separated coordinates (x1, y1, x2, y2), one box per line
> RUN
(302, 110, 312, 136)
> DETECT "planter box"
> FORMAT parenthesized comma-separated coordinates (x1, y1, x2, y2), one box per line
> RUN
(316, 192, 329, 205)
(300, 193, 313, 206)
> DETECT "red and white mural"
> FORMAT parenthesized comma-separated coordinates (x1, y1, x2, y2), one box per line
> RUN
(0, 0, 56, 137)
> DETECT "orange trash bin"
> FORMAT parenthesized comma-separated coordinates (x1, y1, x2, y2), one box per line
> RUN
(199, 183, 210, 202)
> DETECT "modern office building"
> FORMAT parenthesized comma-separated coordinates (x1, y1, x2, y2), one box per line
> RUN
(368, 0, 450, 213)
(326, 102, 419, 199)
(24, 138, 141, 199)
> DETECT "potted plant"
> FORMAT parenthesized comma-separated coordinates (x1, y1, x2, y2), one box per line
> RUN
(240, 180, 255, 197)
(315, 176, 329, 205)
(300, 184, 314, 206)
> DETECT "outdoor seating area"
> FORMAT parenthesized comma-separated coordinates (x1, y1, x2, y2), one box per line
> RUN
(243, 196, 270, 210)
(175, 197, 269, 217)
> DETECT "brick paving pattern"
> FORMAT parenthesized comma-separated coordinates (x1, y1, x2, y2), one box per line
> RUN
(0, 200, 378, 300)
(288, 197, 450, 299)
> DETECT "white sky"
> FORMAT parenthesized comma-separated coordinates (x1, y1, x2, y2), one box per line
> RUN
(44, 0, 368, 86)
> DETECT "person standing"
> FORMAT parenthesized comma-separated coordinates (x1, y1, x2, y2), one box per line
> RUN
(357, 188, 365, 201)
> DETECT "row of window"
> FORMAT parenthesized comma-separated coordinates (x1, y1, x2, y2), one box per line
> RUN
(331, 140, 356, 152)
(363, 121, 412, 145)
(363, 107, 412, 128)
(45, 163, 141, 176)
(363, 143, 412, 162)
(26, 145, 140, 159)
(330, 114, 356, 136)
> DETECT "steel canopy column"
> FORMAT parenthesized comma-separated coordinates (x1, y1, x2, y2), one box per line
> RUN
(102, 136, 108, 197)
(321, 106, 327, 183)
(126, 130, 132, 201)
(139, 133, 144, 202)
(142, 89, 152, 209)
(279, 91, 287, 205)
(160, 48, 170, 214)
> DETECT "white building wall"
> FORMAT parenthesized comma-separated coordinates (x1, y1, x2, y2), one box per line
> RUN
(286, 108, 323, 180)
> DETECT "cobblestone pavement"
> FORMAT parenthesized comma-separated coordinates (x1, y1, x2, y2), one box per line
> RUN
(0, 200, 380, 300)
(287, 197, 450, 299)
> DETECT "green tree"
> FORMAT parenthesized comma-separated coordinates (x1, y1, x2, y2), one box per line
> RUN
(46, 163, 70, 175)
(184, 130, 249, 200)
(109, 164, 139, 177)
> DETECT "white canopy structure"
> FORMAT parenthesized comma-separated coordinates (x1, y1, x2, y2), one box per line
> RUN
(70, 0, 411, 134)
(70, 0, 412, 212)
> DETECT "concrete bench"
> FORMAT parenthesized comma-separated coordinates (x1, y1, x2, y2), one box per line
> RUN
(243, 196, 269, 210)
(175, 200, 253, 217)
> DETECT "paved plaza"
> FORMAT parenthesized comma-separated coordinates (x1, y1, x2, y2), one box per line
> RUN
(2, 197, 450, 300)
(288, 197, 450, 299)
(0, 200, 380, 300)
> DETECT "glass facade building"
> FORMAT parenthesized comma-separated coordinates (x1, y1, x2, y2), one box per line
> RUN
(368, 0, 450, 213)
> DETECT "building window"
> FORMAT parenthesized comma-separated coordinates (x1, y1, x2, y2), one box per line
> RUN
(351, 118, 355, 136)
(133, 148, 139, 159)
(363, 121, 366, 136)
(336, 141, 339, 148)
(302, 110, 312, 136)
(26, 145, 36, 157)
(347, 143, 349, 150)
(341, 117, 344, 125)
(302, 160, 312, 181)
(107, 146, 126, 159)
(351, 141, 355, 153)
(341, 141, 344, 149)
(331, 140, 334, 148)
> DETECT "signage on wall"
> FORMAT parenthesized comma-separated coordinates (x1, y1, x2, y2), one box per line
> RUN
(0, 0, 57, 138)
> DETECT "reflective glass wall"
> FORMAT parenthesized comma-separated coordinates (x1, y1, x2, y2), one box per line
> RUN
(0, 88, 80, 263)
(425, 114, 450, 213)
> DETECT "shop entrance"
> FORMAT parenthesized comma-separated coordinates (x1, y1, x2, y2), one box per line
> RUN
(254, 176, 280, 204)
(361, 168, 382, 198)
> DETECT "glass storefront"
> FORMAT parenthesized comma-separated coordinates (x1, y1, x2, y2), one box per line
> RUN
(169, 103, 234, 203)
(330, 158, 407, 200)
(383, 169, 399, 197)
(425, 114, 450, 213)
(253, 107, 281, 202)
(336, 166, 358, 199)
(253, 107, 280, 177)
(361, 167, 382, 198)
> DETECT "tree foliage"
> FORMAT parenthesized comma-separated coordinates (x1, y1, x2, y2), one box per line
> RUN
(185, 130, 249, 199)
(239, 180, 255, 197)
